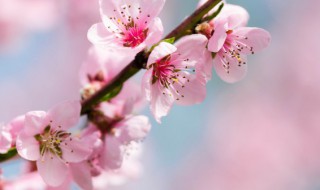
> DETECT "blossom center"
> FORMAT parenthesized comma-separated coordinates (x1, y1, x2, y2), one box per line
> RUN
(35, 125, 71, 159)
(122, 21, 148, 48)
(151, 55, 178, 88)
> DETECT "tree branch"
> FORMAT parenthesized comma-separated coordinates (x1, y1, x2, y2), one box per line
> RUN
(80, 0, 221, 115)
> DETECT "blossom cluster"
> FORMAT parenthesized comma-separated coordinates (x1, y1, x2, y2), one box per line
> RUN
(0, 0, 270, 189)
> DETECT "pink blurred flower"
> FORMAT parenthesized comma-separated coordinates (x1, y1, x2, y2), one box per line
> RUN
(3, 171, 71, 190)
(88, 0, 165, 51)
(16, 101, 95, 187)
(92, 143, 144, 189)
(6, 115, 25, 145)
(142, 34, 210, 122)
(0, 124, 12, 153)
(0, 0, 60, 49)
(206, 4, 270, 83)
(69, 126, 102, 190)
(79, 46, 136, 99)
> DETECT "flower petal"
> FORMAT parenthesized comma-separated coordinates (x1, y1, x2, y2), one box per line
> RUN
(174, 34, 213, 81)
(116, 115, 151, 143)
(8, 115, 25, 142)
(47, 101, 81, 130)
(144, 17, 164, 47)
(24, 111, 47, 136)
(100, 137, 123, 170)
(36, 153, 68, 187)
(233, 27, 271, 54)
(149, 83, 175, 123)
(16, 131, 40, 161)
(223, 4, 249, 28)
(147, 42, 177, 67)
(140, 0, 166, 23)
(213, 53, 248, 83)
(87, 22, 116, 45)
(60, 136, 93, 163)
(172, 72, 207, 106)
(208, 18, 228, 52)
(0, 126, 12, 153)
(70, 162, 93, 190)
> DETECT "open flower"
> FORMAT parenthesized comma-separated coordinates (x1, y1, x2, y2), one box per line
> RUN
(16, 101, 95, 187)
(142, 34, 210, 122)
(88, 0, 165, 51)
(204, 3, 271, 83)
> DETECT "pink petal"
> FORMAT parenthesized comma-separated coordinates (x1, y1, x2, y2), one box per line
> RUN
(233, 27, 271, 54)
(99, 0, 127, 29)
(140, 0, 166, 23)
(142, 69, 173, 122)
(223, 4, 249, 28)
(100, 137, 123, 170)
(36, 153, 68, 187)
(60, 137, 93, 163)
(174, 34, 213, 81)
(16, 131, 40, 161)
(8, 115, 25, 142)
(70, 162, 93, 190)
(142, 69, 153, 101)
(116, 115, 151, 143)
(87, 22, 116, 45)
(172, 72, 207, 106)
(0, 126, 12, 153)
(24, 111, 47, 136)
(150, 83, 175, 123)
(213, 53, 248, 83)
(79, 46, 108, 86)
(147, 42, 177, 68)
(47, 101, 81, 130)
(208, 18, 228, 52)
(144, 17, 164, 47)
(175, 34, 209, 64)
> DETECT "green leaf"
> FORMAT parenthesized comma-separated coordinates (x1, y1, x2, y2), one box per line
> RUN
(149, 37, 176, 53)
(162, 37, 176, 44)
(99, 84, 123, 102)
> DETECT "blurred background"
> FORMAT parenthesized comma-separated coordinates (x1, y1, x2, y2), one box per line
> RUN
(1, 0, 320, 189)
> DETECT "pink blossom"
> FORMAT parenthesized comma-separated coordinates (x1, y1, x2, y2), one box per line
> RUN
(16, 101, 95, 187)
(0, 124, 12, 153)
(87, 0, 165, 51)
(142, 34, 210, 122)
(79, 46, 136, 99)
(69, 126, 102, 190)
(92, 143, 144, 189)
(206, 4, 271, 83)
(68, 102, 150, 189)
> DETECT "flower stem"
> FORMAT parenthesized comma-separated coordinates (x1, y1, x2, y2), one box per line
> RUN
(0, 148, 18, 162)
(80, 0, 222, 114)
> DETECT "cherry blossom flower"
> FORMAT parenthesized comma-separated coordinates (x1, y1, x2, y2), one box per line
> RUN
(16, 101, 95, 187)
(88, 0, 165, 51)
(0, 124, 12, 153)
(68, 86, 150, 189)
(202, 3, 271, 83)
(79, 46, 136, 98)
(142, 34, 210, 122)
